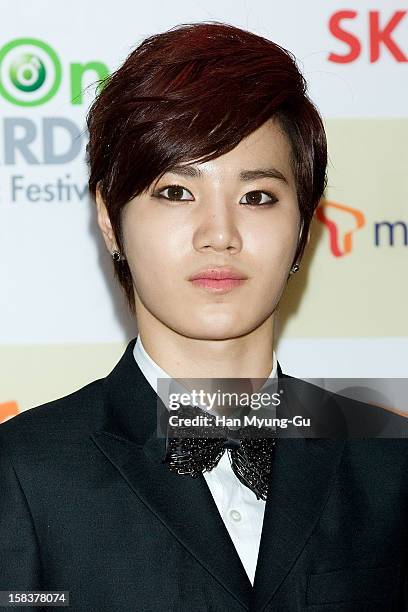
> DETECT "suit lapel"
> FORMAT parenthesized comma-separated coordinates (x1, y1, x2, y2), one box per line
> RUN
(252, 371, 346, 611)
(90, 338, 345, 612)
(90, 338, 252, 611)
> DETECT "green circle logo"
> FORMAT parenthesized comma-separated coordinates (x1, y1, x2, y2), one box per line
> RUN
(0, 38, 62, 106)
(10, 53, 46, 92)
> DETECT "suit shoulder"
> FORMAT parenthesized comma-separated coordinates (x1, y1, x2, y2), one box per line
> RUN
(0, 377, 105, 452)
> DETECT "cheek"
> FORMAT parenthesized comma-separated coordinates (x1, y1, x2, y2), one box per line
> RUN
(121, 211, 185, 287)
(249, 215, 299, 271)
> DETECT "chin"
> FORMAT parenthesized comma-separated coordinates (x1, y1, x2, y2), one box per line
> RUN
(175, 319, 254, 341)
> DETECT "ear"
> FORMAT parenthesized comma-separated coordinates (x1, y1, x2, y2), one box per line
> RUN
(305, 226, 311, 247)
(95, 184, 117, 254)
(299, 220, 311, 247)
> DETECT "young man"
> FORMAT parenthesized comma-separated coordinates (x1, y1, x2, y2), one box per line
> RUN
(1, 22, 407, 611)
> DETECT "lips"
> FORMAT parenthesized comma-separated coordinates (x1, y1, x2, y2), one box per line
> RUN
(188, 267, 248, 281)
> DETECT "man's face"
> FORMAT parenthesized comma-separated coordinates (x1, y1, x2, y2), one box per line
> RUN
(115, 118, 300, 340)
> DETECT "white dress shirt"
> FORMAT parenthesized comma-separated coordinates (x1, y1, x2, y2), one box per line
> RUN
(133, 334, 278, 585)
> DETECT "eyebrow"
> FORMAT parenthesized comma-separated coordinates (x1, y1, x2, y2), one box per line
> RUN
(165, 165, 288, 184)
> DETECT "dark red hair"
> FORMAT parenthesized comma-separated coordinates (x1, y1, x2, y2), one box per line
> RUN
(86, 21, 328, 314)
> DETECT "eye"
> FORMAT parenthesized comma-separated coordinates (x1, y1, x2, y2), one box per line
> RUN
(153, 184, 194, 201)
(240, 190, 279, 206)
(152, 185, 279, 206)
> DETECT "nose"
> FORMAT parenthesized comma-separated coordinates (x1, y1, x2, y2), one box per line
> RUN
(192, 196, 243, 254)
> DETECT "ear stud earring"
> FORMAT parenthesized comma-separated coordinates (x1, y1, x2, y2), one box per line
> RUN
(112, 249, 125, 262)
(289, 264, 300, 275)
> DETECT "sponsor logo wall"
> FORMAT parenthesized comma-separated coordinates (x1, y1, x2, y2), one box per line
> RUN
(1, 1, 407, 419)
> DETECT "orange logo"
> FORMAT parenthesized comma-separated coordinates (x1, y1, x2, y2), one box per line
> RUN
(316, 200, 365, 257)
(0, 401, 19, 423)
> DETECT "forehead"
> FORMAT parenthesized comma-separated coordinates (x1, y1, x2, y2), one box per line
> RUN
(234, 118, 292, 161)
(169, 118, 294, 185)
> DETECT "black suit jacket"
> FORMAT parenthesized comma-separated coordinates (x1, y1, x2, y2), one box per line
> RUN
(1, 337, 407, 611)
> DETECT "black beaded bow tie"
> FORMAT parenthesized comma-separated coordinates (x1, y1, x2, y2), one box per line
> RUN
(162, 404, 277, 500)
